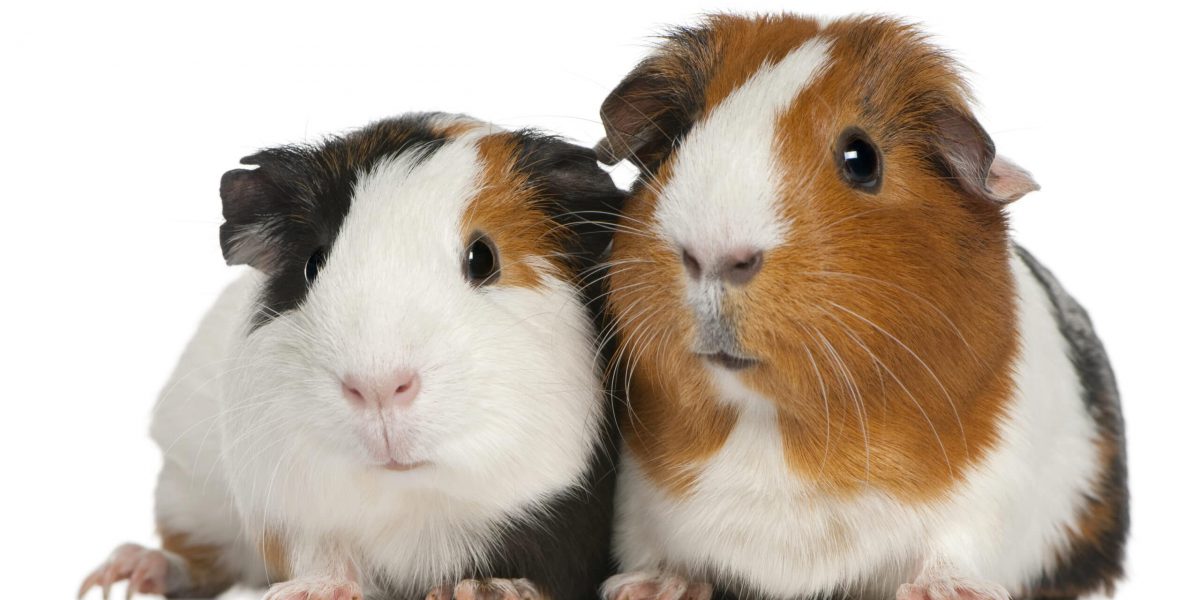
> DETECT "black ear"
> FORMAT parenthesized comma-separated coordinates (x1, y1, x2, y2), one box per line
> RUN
(595, 28, 710, 171)
(931, 107, 1039, 205)
(218, 153, 294, 270)
(515, 134, 628, 263)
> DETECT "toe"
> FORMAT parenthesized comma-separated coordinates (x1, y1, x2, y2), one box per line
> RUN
(453, 579, 482, 600)
(427, 584, 453, 600)
(485, 579, 521, 600)
(896, 584, 929, 600)
(681, 582, 712, 600)
(78, 569, 104, 600)
(510, 579, 541, 600)
(653, 577, 687, 600)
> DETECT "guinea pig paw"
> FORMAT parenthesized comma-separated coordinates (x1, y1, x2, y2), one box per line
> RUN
(78, 542, 169, 600)
(263, 576, 362, 600)
(434, 578, 543, 600)
(896, 576, 1010, 600)
(601, 572, 713, 600)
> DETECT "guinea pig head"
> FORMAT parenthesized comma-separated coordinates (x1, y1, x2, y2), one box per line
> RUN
(599, 16, 1039, 493)
(217, 114, 623, 507)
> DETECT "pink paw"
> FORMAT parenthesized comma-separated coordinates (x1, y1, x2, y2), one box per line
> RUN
(601, 572, 712, 600)
(264, 576, 362, 600)
(426, 578, 543, 600)
(78, 543, 170, 600)
(897, 575, 1010, 600)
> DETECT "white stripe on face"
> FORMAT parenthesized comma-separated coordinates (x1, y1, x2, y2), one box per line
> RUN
(653, 37, 832, 267)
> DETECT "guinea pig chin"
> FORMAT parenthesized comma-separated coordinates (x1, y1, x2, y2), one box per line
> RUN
(685, 280, 758, 370)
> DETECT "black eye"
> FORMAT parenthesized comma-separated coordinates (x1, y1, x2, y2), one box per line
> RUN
(305, 247, 327, 285)
(464, 234, 499, 286)
(838, 129, 882, 192)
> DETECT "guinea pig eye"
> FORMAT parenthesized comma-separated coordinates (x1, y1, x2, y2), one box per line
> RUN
(464, 234, 500, 287)
(305, 247, 327, 285)
(837, 129, 882, 192)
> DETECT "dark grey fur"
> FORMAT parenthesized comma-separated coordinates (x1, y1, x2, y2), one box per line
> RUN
(1016, 246, 1129, 599)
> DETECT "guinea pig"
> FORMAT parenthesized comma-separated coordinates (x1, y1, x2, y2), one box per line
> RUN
(78, 112, 625, 600)
(594, 14, 1127, 600)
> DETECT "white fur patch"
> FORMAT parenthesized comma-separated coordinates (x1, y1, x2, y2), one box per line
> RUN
(151, 135, 603, 594)
(654, 37, 832, 267)
(612, 250, 1103, 599)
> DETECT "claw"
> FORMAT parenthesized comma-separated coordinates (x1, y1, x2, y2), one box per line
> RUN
(78, 571, 101, 600)
(602, 572, 711, 600)
(100, 561, 118, 600)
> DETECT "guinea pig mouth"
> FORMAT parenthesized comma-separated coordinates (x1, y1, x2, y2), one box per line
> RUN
(382, 459, 430, 473)
(696, 351, 759, 371)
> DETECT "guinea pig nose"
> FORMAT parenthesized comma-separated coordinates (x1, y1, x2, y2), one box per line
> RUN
(719, 248, 764, 286)
(342, 371, 421, 411)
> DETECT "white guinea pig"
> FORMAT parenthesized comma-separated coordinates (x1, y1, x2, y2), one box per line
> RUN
(595, 14, 1127, 600)
(79, 113, 625, 600)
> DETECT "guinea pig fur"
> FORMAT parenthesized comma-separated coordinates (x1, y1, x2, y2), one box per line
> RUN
(595, 14, 1127, 600)
(78, 113, 626, 600)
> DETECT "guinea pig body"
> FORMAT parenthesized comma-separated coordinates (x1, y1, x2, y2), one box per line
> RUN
(80, 113, 624, 600)
(597, 15, 1126, 600)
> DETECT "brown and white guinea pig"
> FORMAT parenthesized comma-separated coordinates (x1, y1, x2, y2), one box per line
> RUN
(78, 113, 625, 600)
(594, 14, 1127, 600)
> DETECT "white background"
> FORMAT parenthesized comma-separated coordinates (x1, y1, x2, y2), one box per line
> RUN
(1, 1, 1196, 598)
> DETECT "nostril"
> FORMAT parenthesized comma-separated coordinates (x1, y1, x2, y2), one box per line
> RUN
(681, 247, 702, 280)
(721, 249, 764, 285)
(342, 380, 367, 407)
(390, 372, 420, 408)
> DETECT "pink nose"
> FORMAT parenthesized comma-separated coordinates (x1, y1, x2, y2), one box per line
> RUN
(342, 370, 420, 411)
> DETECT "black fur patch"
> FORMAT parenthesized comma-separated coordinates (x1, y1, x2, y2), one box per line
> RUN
(219, 112, 453, 329)
(1016, 246, 1129, 599)
(511, 131, 626, 270)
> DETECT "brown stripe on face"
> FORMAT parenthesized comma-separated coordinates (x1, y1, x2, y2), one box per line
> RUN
(461, 134, 570, 289)
(695, 14, 824, 115)
(611, 15, 1020, 500)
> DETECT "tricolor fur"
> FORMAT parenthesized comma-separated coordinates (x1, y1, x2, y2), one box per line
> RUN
(83, 113, 625, 600)
(597, 14, 1126, 600)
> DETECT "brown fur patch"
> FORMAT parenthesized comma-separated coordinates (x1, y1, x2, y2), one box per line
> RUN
(429, 115, 488, 139)
(461, 134, 570, 289)
(696, 15, 825, 113)
(606, 15, 1018, 500)
(259, 530, 292, 583)
(159, 529, 236, 597)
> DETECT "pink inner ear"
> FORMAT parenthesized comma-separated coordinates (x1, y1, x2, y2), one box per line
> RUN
(986, 155, 1040, 203)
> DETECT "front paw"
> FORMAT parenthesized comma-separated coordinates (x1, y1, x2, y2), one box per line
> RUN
(897, 575, 1010, 600)
(426, 579, 543, 600)
(264, 576, 362, 600)
(602, 572, 712, 600)
(79, 543, 172, 600)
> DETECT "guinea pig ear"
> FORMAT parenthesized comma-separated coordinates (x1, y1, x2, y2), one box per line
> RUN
(516, 135, 627, 261)
(218, 154, 289, 270)
(595, 31, 709, 170)
(932, 107, 1040, 204)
